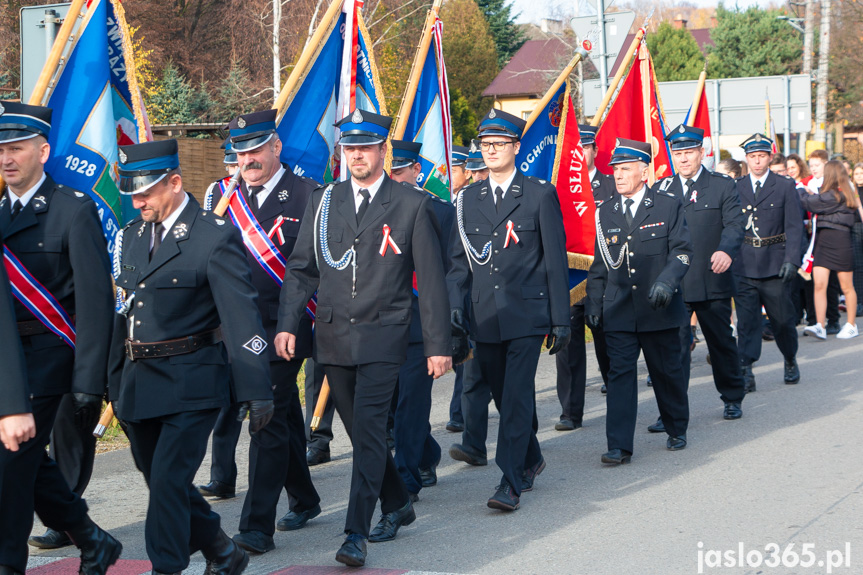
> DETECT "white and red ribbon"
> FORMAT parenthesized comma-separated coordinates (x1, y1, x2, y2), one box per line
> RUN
(504, 220, 520, 248)
(379, 224, 402, 256)
(268, 216, 286, 246)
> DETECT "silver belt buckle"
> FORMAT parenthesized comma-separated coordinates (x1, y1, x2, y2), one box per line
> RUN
(752, 237, 762, 248)
(125, 338, 137, 361)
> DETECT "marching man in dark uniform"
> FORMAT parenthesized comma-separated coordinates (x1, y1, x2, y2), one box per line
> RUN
(733, 134, 803, 390)
(198, 136, 243, 501)
(275, 110, 451, 567)
(553, 125, 616, 432)
(204, 109, 322, 554)
(647, 125, 746, 427)
(0, 101, 121, 575)
(464, 140, 489, 183)
(108, 139, 275, 575)
(586, 138, 693, 464)
(448, 109, 570, 511)
(388, 139, 455, 499)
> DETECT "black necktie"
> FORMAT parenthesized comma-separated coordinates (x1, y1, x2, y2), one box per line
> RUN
(10, 200, 21, 221)
(754, 181, 762, 199)
(685, 178, 695, 202)
(249, 185, 265, 210)
(356, 188, 370, 225)
(495, 187, 504, 213)
(150, 222, 165, 261)
(625, 198, 634, 226)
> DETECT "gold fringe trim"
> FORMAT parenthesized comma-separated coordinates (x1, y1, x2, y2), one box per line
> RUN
(568, 251, 593, 305)
(550, 79, 570, 185)
(109, 0, 149, 142)
(569, 279, 587, 306)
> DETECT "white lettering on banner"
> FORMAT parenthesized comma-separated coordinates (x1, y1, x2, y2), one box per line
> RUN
(519, 134, 556, 172)
(106, 18, 127, 82)
(572, 201, 588, 217)
(357, 50, 373, 85)
(293, 165, 305, 177)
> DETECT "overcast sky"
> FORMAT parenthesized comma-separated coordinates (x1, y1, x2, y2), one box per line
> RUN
(512, 0, 778, 24)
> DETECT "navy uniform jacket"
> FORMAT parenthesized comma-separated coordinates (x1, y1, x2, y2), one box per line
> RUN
(652, 170, 744, 302)
(586, 185, 692, 332)
(592, 170, 616, 205)
(732, 171, 803, 279)
(206, 167, 317, 360)
(278, 176, 450, 365)
(448, 171, 570, 343)
(0, 176, 113, 398)
(108, 195, 272, 421)
(0, 235, 29, 417)
(409, 190, 454, 343)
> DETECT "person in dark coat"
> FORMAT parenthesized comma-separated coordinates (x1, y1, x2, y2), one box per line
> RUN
(0, 101, 121, 575)
(647, 124, 746, 429)
(733, 134, 803, 390)
(586, 138, 693, 464)
(448, 109, 570, 511)
(108, 139, 275, 575)
(275, 110, 451, 567)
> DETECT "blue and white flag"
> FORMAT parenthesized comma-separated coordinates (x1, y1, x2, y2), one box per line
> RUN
(515, 82, 566, 180)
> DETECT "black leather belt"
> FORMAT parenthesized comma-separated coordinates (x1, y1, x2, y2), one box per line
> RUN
(125, 327, 222, 361)
(18, 315, 76, 337)
(744, 234, 785, 248)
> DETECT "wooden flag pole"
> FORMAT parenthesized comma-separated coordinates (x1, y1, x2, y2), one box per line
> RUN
(274, 0, 344, 120)
(310, 376, 330, 431)
(392, 0, 443, 140)
(689, 60, 708, 124)
(522, 42, 591, 136)
(590, 26, 648, 127)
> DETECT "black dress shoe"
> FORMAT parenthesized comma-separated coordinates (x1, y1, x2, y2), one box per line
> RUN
(335, 534, 367, 567)
(646, 375, 653, 387)
(521, 457, 546, 492)
(232, 531, 275, 554)
(419, 464, 438, 487)
(723, 402, 742, 420)
(554, 417, 578, 431)
(0, 566, 23, 575)
(306, 448, 331, 466)
(826, 321, 841, 335)
(202, 530, 248, 575)
(741, 364, 756, 393)
(65, 516, 123, 575)
(29, 528, 73, 549)
(647, 417, 665, 433)
(197, 480, 236, 499)
(445, 420, 464, 432)
(409, 492, 419, 503)
(600, 384, 607, 394)
(277, 503, 321, 531)
(784, 358, 800, 384)
(368, 500, 416, 542)
(601, 449, 632, 464)
(449, 443, 488, 466)
(667, 435, 687, 450)
(487, 482, 519, 511)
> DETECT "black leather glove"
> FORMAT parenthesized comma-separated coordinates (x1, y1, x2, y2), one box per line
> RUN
(647, 282, 674, 310)
(451, 308, 468, 337)
(451, 333, 470, 365)
(238, 400, 275, 433)
(545, 326, 571, 355)
(778, 262, 798, 283)
(585, 314, 602, 330)
(72, 393, 102, 434)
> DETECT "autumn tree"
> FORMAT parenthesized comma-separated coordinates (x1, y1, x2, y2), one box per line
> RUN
(646, 21, 704, 82)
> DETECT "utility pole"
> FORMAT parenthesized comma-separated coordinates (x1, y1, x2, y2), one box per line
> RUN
(802, 0, 815, 75)
(273, 0, 282, 104)
(597, 0, 608, 96)
(814, 0, 830, 143)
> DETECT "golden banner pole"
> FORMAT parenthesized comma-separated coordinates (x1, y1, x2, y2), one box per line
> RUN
(590, 21, 650, 127)
(689, 60, 708, 124)
(522, 41, 592, 136)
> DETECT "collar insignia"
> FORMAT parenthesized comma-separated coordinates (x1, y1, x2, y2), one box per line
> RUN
(0, 196, 6, 208)
(138, 222, 147, 236)
(172, 222, 188, 239)
(644, 197, 653, 207)
(278, 189, 290, 202)
(592, 180, 600, 189)
(613, 201, 619, 212)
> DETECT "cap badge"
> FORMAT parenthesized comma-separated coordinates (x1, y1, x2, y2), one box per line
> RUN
(469, 141, 478, 153)
(679, 125, 685, 133)
(118, 149, 127, 163)
(0, 102, 5, 115)
(237, 117, 247, 129)
(488, 109, 497, 119)
(755, 134, 762, 142)
(352, 109, 363, 124)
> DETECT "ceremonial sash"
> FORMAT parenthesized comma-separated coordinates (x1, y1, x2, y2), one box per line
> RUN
(224, 187, 316, 324)
(3, 246, 76, 349)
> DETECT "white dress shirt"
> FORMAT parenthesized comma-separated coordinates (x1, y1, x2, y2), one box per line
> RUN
(488, 168, 517, 204)
(351, 172, 386, 212)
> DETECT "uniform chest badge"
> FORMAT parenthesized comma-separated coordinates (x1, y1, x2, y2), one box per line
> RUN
(678, 254, 690, 265)
(278, 189, 290, 202)
(606, 235, 619, 245)
(379, 224, 402, 256)
(173, 222, 188, 239)
(639, 222, 664, 229)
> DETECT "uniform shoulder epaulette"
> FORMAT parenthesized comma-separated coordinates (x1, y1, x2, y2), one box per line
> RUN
(658, 176, 675, 192)
(463, 179, 484, 191)
(526, 175, 551, 186)
(198, 210, 230, 229)
(122, 216, 142, 231)
(424, 189, 448, 204)
(300, 176, 321, 188)
(714, 171, 731, 179)
(55, 184, 92, 203)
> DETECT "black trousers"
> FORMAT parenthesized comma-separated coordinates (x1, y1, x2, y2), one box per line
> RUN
(605, 329, 689, 454)
(239, 359, 320, 536)
(681, 299, 745, 404)
(304, 359, 334, 453)
(555, 305, 586, 423)
(459, 350, 494, 457)
(0, 394, 87, 573)
(49, 392, 97, 496)
(125, 409, 221, 573)
(449, 363, 464, 424)
(208, 402, 242, 486)
(735, 275, 799, 365)
(325, 362, 410, 537)
(475, 336, 543, 496)
(394, 343, 441, 495)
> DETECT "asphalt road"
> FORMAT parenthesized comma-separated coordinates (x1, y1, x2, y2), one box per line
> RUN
(29, 322, 863, 575)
